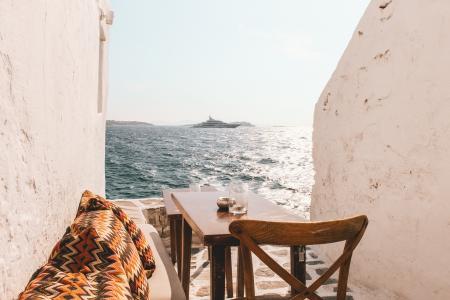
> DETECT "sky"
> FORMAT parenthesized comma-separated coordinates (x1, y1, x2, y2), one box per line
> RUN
(108, 0, 370, 126)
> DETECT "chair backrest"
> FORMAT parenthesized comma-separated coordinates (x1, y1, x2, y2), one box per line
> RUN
(229, 215, 368, 300)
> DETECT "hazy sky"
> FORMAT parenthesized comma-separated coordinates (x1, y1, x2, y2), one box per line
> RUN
(108, 1, 370, 126)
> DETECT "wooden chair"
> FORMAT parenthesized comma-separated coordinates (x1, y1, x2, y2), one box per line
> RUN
(229, 215, 368, 300)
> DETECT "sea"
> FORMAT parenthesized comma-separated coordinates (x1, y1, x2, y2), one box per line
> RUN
(105, 125, 313, 218)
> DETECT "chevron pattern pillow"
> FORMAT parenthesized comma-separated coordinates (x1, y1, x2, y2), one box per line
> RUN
(76, 190, 156, 278)
(19, 227, 135, 299)
(19, 191, 155, 300)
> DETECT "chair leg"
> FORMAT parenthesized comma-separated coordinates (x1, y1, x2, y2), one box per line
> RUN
(225, 246, 233, 298)
(336, 254, 352, 300)
(240, 245, 255, 299)
(237, 246, 245, 297)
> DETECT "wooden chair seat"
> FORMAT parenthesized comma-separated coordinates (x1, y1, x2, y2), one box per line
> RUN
(229, 215, 368, 300)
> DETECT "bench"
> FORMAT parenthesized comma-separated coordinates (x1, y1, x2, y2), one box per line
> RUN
(112, 200, 186, 300)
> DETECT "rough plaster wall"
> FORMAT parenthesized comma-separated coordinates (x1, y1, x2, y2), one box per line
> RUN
(312, 0, 450, 299)
(0, 1, 109, 298)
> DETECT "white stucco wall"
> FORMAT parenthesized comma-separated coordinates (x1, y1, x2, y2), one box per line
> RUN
(312, 0, 450, 299)
(0, 1, 112, 298)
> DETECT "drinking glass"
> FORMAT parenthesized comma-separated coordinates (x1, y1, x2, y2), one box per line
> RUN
(228, 181, 248, 215)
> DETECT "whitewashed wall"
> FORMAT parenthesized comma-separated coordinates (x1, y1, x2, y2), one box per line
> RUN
(312, 0, 450, 299)
(0, 1, 112, 298)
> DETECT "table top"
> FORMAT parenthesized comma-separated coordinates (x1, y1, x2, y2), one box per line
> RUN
(163, 188, 190, 216)
(172, 191, 304, 246)
(163, 186, 218, 216)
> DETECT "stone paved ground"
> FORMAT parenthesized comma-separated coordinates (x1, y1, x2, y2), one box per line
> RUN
(188, 246, 354, 299)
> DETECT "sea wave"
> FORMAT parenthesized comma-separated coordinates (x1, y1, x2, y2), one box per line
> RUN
(106, 125, 313, 218)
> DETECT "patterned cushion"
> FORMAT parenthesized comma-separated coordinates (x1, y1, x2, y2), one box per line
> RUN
(69, 209, 149, 299)
(77, 190, 156, 278)
(19, 227, 134, 299)
(19, 191, 156, 300)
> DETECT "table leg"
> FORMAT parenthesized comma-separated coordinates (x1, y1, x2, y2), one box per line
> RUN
(290, 245, 306, 295)
(236, 246, 244, 298)
(210, 245, 226, 300)
(208, 246, 212, 261)
(169, 217, 177, 264)
(225, 247, 233, 298)
(175, 216, 183, 279)
(182, 218, 192, 299)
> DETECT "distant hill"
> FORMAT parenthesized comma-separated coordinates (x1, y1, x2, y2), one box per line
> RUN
(230, 121, 255, 127)
(107, 120, 153, 126)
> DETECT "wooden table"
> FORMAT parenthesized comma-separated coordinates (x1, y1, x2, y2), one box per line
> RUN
(163, 188, 190, 276)
(163, 186, 217, 277)
(172, 191, 306, 300)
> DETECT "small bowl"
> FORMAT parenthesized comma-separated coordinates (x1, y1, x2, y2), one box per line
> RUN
(217, 197, 233, 211)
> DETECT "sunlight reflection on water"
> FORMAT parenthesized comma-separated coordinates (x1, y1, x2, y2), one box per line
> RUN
(106, 126, 313, 219)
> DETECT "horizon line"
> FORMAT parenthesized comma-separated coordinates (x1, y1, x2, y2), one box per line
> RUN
(106, 119, 312, 127)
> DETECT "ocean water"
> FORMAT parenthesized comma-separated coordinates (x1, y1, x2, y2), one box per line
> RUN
(105, 125, 313, 218)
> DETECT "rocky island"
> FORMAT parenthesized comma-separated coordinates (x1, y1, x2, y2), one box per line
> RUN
(107, 120, 153, 126)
